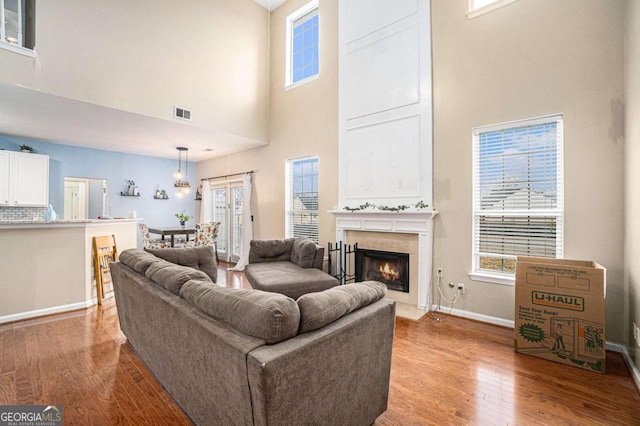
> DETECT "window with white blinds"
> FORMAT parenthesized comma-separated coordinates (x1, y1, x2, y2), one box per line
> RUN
(472, 114, 563, 283)
(285, 156, 319, 243)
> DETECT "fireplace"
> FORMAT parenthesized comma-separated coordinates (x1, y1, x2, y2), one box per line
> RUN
(355, 248, 410, 293)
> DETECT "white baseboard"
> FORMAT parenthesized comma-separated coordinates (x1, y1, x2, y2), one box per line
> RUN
(0, 292, 114, 325)
(0, 301, 93, 325)
(430, 305, 515, 328)
(432, 306, 636, 377)
(609, 342, 640, 391)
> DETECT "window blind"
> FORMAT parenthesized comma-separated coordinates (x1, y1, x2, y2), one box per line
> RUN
(286, 157, 319, 243)
(472, 115, 563, 276)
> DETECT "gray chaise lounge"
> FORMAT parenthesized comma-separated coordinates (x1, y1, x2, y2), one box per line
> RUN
(245, 237, 339, 299)
(111, 246, 395, 426)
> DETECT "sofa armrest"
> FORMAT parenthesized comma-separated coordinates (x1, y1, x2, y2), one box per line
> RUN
(246, 299, 395, 426)
(312, 244, 324, 270)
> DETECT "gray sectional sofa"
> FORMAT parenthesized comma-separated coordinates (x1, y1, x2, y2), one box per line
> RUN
(111, 246, 396, 426)
(245, 238, 340, 299)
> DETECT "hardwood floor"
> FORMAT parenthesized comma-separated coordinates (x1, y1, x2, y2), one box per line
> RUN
(1, 263, 639, 425)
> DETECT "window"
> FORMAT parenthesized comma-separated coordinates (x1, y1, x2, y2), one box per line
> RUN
(285, 0, 319, 88)
(286, 156, 319, 243)
(0, 0, 35, 55)
(471, 114, 563, 285)
(467, 0, 518, 19)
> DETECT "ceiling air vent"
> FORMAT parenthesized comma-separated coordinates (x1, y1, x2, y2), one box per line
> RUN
(174, 106, 192, 121)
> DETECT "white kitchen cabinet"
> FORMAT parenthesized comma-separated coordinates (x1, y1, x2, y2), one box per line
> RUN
(0, 151, 49, 206)
(0, 151, 10, 206)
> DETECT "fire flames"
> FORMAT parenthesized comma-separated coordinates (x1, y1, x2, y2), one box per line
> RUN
(378, 262, 400, 281)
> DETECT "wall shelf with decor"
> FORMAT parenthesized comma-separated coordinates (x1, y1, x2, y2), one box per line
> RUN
(154, 189, 169, 200)
(120, 192, 141, 197)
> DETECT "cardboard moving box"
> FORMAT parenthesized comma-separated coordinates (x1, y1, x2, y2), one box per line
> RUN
(514, 257, 606, 373)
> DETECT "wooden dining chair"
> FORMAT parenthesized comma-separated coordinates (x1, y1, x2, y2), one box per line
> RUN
(93, 235, 118, 306)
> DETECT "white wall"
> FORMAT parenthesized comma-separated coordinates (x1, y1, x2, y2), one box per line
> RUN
(0, 0, 269, 143)
(196, 0, 339, 246)
(432, 0, 626, 342)
(338, 0, 432, 208)
(624, 0, 640, 366)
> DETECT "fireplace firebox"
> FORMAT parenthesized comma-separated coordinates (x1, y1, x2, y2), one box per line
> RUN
(355, 248, 409, 293)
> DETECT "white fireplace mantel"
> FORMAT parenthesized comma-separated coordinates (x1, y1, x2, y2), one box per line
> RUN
(330, 209, 438, 312)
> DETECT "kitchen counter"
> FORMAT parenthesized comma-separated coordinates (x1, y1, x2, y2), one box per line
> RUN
(0, 219, 139, 323)
(0, 218, 140, 228)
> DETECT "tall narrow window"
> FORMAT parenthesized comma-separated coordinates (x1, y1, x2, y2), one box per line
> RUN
(285, 0, 319, 87)
(0, 0, 35, 52)
(471, 115, 563, 284)
(286, 156, 319, 243)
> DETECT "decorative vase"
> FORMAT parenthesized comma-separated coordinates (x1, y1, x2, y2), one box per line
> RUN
(180, 221, 186, 229)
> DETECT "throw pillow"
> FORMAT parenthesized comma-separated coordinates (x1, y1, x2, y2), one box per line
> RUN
(290, 238, 317, 268)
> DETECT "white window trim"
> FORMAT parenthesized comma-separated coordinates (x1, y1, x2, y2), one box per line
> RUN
(470, 113, 564, 286)
(0, 40, 35, 57)
(285, 155, 319, 242)
(467, 0, 518, 19)
(0, 0, 35, 58)
(284, 0, 319, 89)
(469, 271, 515, 286)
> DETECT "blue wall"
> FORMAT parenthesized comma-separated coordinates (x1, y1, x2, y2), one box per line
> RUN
(0, 136, 198, 241)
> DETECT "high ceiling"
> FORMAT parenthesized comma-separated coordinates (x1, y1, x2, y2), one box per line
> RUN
(0, 0, 287, 162)
(0, 83, 267, 162)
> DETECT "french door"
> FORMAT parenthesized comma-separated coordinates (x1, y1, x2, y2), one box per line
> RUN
(211, 182, 244, 262)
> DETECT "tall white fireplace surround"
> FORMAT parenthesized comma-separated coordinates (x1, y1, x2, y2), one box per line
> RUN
(330, 209, 438, 312)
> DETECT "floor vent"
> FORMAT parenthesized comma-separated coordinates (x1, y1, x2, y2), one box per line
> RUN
(174, 106, 192, 121)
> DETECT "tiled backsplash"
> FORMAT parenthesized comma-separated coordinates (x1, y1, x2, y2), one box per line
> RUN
(0, 206, 47, 221)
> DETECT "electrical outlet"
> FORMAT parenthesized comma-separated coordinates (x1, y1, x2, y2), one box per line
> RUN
(437, 268, 443, 276)
(457, 283, 465, 294)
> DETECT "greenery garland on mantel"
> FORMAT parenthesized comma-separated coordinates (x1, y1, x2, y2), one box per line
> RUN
(343, 200, 429, 212)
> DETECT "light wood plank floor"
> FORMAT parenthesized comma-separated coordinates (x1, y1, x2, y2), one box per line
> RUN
(1, 263, 639, 425)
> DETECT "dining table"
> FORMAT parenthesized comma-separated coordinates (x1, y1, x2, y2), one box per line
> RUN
(147, 226, 196, 247)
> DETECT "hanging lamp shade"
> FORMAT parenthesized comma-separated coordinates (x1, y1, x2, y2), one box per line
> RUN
(174, 147, 191, 197)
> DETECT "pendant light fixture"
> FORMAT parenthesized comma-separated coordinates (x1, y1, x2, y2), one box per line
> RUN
(174, 147, 191, 198)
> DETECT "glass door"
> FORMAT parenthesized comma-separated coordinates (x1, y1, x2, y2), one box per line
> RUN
(231, 186, 244, 260)
(210, 182, 244, 262)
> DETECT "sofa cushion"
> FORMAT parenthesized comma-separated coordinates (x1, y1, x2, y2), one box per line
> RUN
(248, 239, 295, 263)
(290, 238, 317, 268)
(119, 249, 165, 275)
(145, 261, 212, 295)
(180, 280, 300, 344)
(297, 281, 387, 333)
(146, 245, 217, 282)
(245, 261, 339, 299)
